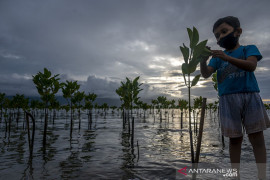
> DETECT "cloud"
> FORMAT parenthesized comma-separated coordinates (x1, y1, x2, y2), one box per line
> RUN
(81, 75, 120, 98)
(0, 73, 36, 96)
(1, 0, 270, 101)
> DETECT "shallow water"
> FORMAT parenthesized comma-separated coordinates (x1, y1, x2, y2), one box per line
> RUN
(0, 109, 270, 180)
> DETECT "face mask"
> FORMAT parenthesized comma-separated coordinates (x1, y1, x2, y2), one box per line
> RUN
(217, 31, 238, 50)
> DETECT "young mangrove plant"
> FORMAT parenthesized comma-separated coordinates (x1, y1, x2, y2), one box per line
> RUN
(151, 99, 158, 116)
(116, 76, 143, 149)
(62, 80, 80, 140)
(84, 93, 97, 129)
(156, 96, 167, 122)
(0, 93, 5, 121)
(178, 99, 188, 129)
(30, 99, 40, 118)
(193, 96, 203, 135)
(49, 97, 60, 124)
(72, 91, 85, 129)
(33, 68, 62, 153)
(179, 27, 212, 163)
(11, 94, 28, 126)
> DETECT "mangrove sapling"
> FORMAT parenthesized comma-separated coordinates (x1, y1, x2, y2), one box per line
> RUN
(30, 100, 40, 118)
(62, 80, 80, 140)
(178, 99, 188, 129)
(11, 94, 26, 126)
(116, 76, 143, 148)
(49, 97, 60, 125)
(151, 99, 158, 116)
(141, 102, 148, 121)
(0, 93, 5, 122)
(100, 103, 109, 117)
(62, 105, 70, 123)
(73, 91, 85, 130)
(33, 68, 62, 153)
(170, 99, 176, 118)
(179, 27, 212, 164)
(2, 98, 10, 135)
(7, 110, 13, 138)
(193, 96, 203, 135)
(85, 93, 97, 129)
(157, 96, 167, 122)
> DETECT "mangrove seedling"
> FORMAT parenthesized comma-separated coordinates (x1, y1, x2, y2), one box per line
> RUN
(179, 27, 212, 163)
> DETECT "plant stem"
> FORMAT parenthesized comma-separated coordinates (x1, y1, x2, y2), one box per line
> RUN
(188, 74, 195, 163)
(43, 107, 48, 153)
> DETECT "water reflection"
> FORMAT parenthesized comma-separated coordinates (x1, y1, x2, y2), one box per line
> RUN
(60, 150, 83, 179)
(0, 109, 269, 179)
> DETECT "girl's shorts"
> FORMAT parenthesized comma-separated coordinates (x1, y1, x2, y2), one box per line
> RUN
(219, 92, 270, 138)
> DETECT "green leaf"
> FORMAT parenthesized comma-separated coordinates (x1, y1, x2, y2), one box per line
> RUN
(187, 60, 198, 74)
(180, 44, 189, 63)
(204, 47, 212, 54)
(193, 40, 208, 59)
(181, 63, 189, 74)
(44, 68, 51, 78)
(191, 27, 199, 49)
(191, 74, 201, 87)
(183, 74, 187, 87)
(212, 71, 218, 91)
(187, 28, 193, 45)
(214, 84, 218, 91)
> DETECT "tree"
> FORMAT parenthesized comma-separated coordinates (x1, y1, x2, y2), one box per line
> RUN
(62, 80, 80, 139)
(0, 93, 6, 121)
(11, 94, 29, 125)
(116, 76, 143, 148)
(49, 97, 60, 124)
(157, 96, 167, 121)
(139, 101, 149, 119)
(116, 76, 143, 115)
(151, 99, 158, 114)
(84, 93, 97, 124)
(193, 96, 203, 110)
(178, 99, 188, 111)
(100, 103, 109, 116)
(33, 68, 62, 152)
(30, 99, 40, 117)
(179, 27, 211, 164)
(73, 91, 85, 116)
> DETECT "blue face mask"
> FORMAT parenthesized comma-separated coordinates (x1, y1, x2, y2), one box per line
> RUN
(217, 31, 238, 50)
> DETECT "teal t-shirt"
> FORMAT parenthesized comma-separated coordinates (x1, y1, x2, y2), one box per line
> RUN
(208, 45, 262, 96)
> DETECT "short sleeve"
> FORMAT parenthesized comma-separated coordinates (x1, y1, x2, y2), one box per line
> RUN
(245, 45, 263, 61)
(208, 57, 218, 71)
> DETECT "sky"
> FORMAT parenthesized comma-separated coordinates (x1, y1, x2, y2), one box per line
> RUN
(1, 0, 270, 102)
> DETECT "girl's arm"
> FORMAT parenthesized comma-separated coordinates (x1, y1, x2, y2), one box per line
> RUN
(211, 50, 257, 72)
(200, 58, 215, 78)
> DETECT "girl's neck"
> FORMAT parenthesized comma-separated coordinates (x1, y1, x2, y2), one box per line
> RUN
(226, 43, 240, 52)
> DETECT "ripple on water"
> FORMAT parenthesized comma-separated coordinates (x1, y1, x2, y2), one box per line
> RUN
(0, 109, 270, 179)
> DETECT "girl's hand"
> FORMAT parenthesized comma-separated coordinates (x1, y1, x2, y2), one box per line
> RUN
(200, 46, 212, 62)
(211, 50, 231, 61)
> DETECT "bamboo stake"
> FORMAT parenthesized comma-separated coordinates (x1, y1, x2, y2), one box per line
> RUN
(192, 98, 207, 179)
(195, 98, 207, 163)
(25, 111, 35, 158)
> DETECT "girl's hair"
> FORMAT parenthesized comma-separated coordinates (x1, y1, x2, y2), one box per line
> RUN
(213, 16, 240, 32)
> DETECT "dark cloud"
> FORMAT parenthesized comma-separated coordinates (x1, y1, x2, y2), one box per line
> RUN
(81, 75, 120, 98)
(0, 74, 36, 96)
(1, 0, 270, 101)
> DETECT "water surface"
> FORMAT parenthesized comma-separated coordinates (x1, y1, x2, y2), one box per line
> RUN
(0, 109, 269, 179)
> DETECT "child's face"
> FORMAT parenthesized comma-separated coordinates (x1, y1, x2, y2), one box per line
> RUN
(213, 22, 242, 50)
(213, 22, 235, 42)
